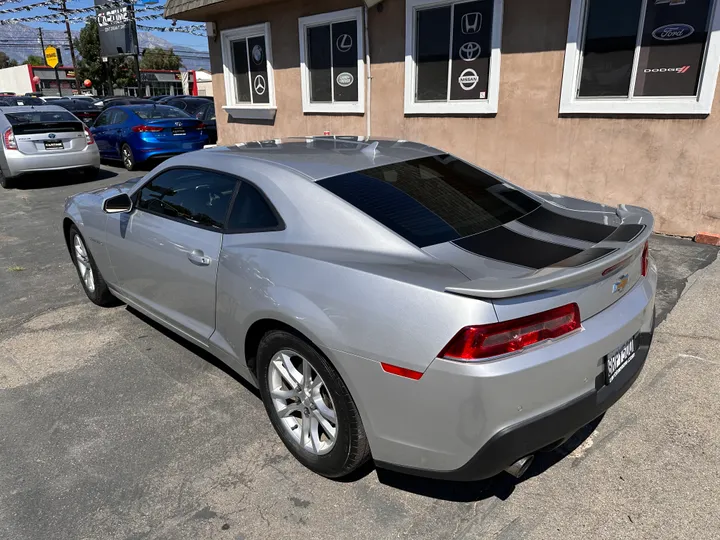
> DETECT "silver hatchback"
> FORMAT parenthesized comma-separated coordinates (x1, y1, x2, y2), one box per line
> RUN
(0, 105, 100, 188)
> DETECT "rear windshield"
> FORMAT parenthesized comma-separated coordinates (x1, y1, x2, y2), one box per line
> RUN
(317, 155, 541, 248)
(58, 100, 93, 111)
(131, 106, 191, 119)
(2, 97, 44, 106)
(5, 111, 82, 134)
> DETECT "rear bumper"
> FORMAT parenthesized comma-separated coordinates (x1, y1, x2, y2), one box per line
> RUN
(4, 146, 100, 178)
(131, 134, 207, 162)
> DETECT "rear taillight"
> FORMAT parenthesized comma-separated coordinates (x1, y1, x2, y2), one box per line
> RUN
(197, 122, 205, 130)
(3, 127, 16, 150)
(84, 126, 95, 145)
(641, 241, 649, 277)
(132, 125, 164, 133)
(439, 303, 581, 361)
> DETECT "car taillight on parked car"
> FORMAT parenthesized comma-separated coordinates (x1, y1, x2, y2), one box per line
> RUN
(132, 125, 164, 133)
(439, 303, 581, 361)
(3, 127, 17, 150)
(641, 241, 649, 277)
(84, 126, 95, 145)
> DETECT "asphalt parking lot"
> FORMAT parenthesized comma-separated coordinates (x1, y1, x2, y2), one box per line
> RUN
(1, 165, 719, 540)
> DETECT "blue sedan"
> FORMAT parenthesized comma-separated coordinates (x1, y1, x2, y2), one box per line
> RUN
(90, 105, 208, 171)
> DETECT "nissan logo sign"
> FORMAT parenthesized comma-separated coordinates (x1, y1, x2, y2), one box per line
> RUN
(458, 68, 479, 91)
(652, 23, 694, 41)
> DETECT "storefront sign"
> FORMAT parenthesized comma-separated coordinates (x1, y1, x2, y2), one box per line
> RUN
(94, 0, 138, 57)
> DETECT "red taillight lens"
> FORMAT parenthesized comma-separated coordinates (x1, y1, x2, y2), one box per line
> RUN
(3, 127, 17, 150)
(439, 303, 581, 361)
(84, 126, 95, 145)
(641, 241, 649, 277)
(197, 122, 205, 130)
(132, 125, 164, 133)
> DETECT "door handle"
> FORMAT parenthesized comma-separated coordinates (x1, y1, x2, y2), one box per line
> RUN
(188, 249, 212, 266)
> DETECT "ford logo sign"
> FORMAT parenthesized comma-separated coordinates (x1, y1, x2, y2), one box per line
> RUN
(652, 23, 694, 41)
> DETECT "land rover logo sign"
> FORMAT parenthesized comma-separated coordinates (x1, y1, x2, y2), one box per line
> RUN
(336, 72, 354, 88)
(652, 23, 694, 41)
(458, 68, 479, 91)
(252, 44, 264, 65)
(459, 42, 481, 62)
(336, 34, 353, 53)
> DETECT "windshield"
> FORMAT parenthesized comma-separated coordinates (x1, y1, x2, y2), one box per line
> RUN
(317, 155, 541, 248)
(6, 97, 44, 106)
(131, 106, 191, 119)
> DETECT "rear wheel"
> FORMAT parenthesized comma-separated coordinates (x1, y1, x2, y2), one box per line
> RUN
(121, 144, 136, 171)
(68, 225, 117, 307)
(0, 170, 12, 189)
(257, 330, 370, 478)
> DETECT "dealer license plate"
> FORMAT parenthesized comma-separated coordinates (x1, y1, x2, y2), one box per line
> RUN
(605, 334, 637, 384)
(172, 127, 185, 136)
(44, 140, 64, 150)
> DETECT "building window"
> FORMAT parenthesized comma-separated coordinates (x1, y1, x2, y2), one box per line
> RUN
(560, 0, 720, 115)
(298, 7, 365, 114)
(404, 0, 504, 115)
(220, 23, 276, 120)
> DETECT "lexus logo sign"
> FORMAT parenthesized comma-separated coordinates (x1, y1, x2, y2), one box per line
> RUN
(459, 42, 481, 61)
(460, 12, 482, 34)
(336, 34, 353, 53)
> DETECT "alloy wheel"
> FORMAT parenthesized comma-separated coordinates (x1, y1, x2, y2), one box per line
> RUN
(73, 235, 95, 293)
(122, 147, 133, 169)
(268, 349, 338, 455)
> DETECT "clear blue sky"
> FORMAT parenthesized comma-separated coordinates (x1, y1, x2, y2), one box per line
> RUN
(15, 0, 209, 52)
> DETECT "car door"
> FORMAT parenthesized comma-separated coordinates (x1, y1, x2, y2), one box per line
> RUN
(104, 167, 238, 343)
(106, 109, 130, 158)
(90, 110, 114, 155)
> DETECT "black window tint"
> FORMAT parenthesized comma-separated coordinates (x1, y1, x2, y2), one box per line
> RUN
(248, 35, 270, 104)
(416, 6, 451, 101)
(318, 156, 541, 248)
(578, 0, 643, 97)
(137, 169, 237, 229)
(94, 111, 111, 126)
(227, 182, 279, 231)
(307, 25, 333, 102)
(449, 0, 493, 101)
(113, 110, 129, 124)
(331, 20, 359, 102)
(232, 39, 252, 103)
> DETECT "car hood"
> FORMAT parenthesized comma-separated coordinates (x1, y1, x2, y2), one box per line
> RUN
(86, 176, 142, 196)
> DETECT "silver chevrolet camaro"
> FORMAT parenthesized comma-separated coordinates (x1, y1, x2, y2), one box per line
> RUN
(63, 137, 656, 481)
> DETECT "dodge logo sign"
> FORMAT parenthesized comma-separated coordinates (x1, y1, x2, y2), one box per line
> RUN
(459, 42, 481, 61)
(458, 68, 479, 91)
(652, 23, 694, 41)
(460, 12, 482, 34)
(336, 72, 354, 87)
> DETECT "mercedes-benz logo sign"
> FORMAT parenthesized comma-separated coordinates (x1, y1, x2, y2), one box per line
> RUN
(254, 74, 267, 96)
(336, 34, 353, 53)
(459, 42, 481, 61)
(461, 12, 482, 34)
(458, 68, 479, 91)
(252, 44, 264, 65)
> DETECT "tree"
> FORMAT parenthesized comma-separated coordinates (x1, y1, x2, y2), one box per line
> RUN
(24, 55, 46, 66)
(140, 47, 183, 70)
(74, 18, 105, 90)
(0, 51, 18, 69)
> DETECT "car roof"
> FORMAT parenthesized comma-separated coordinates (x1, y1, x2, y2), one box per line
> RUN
(0, 105, 68, 113)
(186, 137, 445, 182)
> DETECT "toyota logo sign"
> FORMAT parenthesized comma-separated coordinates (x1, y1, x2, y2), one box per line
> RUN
(459, 42, 481, 62)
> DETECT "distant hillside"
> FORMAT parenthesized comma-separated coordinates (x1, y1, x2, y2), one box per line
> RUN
(0, 23, 210, 71)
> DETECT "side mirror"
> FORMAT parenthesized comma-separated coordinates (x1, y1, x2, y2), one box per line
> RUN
(103, 193, 133, 214)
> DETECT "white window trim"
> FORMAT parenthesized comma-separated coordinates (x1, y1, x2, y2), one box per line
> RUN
(404, 0, 503, 115)
(298, 7, 365, 114)
(220, 23, 277, 120)
(560, 0, 720, 115)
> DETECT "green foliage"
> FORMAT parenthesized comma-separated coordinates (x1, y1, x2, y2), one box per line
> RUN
(0, 51, 18, 69)
(74, 18, 137, 91)
(140, 47, 183, 70)
(24, 55, 46, 66)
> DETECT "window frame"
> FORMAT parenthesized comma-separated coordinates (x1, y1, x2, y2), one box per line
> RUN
(131, 166, 285, 234)
(220, 22, 277, 120)
(404, 0, 504, 115)
(298, 7, 366, 114)
(559, 0, 720, 115)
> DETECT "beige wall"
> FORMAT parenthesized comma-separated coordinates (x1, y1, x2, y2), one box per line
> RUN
(204, 0, 720, 237)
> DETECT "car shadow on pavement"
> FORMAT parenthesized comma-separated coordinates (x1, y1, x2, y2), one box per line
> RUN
(13, 168, 119, 190)
(374, 416, 603, 502)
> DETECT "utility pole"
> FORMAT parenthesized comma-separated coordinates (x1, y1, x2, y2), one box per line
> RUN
(60, 0, 82, 93)
(38, 28, 46, 62)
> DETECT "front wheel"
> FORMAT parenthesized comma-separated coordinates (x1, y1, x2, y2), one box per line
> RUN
(68, 225, 117, 307)
(257, 330, 370, 478)
(121, 143, 136, 171)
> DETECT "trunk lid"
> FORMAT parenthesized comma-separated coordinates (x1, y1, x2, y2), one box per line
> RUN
(142, 118, 204, 140)
(427, 200, 653, 321)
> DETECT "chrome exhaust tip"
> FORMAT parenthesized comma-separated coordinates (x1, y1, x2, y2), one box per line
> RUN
(504, 455, 534, 479)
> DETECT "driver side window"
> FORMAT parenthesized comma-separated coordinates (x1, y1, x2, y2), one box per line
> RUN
(94, 110, 112, 127)
(136, 168, 238, 230)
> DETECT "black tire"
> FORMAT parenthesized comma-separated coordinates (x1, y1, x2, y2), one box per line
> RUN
(68, 225, 118, 307)
(0, 170, 12, 189)
(84, 167, 101, 180)
(257, 330, 370, 478)
(121, 144, 136, 171)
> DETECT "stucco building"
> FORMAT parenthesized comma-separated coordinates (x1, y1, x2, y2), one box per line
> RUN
(164, 0, 720, 237)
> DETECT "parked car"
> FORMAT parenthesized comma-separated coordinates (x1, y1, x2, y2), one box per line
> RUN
(0, 96, 46, 107)
(54, 99, 102, 127)
(0, 105, 100, 188)
(164, 97, 216, 144)
(90, 104, 208, 171)
(71, 95, 101, 106)
(98, 97, 154, 109)
(62, 137, 657, 480)
(39, 96, 65, 103)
